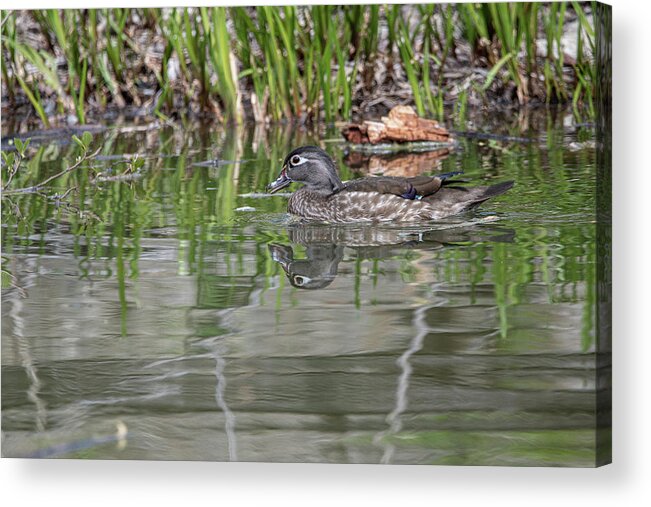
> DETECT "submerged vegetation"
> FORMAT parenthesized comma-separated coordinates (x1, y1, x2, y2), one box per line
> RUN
(1, 2, 596, 126)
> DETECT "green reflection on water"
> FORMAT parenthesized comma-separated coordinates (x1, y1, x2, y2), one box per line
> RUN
(1, 108, 600, 465)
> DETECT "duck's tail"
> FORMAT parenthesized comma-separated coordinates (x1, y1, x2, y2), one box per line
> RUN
(422, 180, 514, 218)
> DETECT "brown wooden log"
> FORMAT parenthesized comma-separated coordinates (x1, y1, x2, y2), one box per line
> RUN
(342, 105, 451, 145)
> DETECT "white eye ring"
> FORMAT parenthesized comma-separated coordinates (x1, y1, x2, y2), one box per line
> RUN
(293, 275, 311, 286)
(289, 155, 307, 167)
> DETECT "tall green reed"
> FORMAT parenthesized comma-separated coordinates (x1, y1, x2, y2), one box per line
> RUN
(1, 4, 596, 125)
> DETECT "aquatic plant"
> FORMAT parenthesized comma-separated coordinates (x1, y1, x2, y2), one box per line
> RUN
(1, 3, 596, 125)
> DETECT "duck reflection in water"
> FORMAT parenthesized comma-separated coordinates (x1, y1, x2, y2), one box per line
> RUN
(270, 242, 343, 290)
(269, 221, 515, 290)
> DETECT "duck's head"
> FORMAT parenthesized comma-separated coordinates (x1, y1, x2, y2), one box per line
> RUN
(267, 146, 344, 195)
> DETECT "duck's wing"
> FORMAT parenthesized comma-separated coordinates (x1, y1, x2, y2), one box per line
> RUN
(341, 172, 463, 200)
(421, 181, 514, 216)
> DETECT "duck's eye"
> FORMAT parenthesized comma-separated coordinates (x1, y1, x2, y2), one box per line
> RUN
(293, 275, 305, 286)
(290, 155, 302, 166)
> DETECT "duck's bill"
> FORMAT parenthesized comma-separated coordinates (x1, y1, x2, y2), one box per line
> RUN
(266, 167, 292, 194)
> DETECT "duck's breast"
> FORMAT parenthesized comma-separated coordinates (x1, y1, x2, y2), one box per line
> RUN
(288, 191, 335, 221)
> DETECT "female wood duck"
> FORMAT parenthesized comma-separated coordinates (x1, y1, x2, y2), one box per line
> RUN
(267, 146, 513, 223)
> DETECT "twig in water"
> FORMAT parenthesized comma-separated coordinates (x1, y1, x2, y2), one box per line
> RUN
(2, 147, 101, 196)
(2, 153, 23, 190)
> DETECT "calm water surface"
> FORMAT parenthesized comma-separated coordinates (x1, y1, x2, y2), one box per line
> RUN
(1, 110, 602, 465)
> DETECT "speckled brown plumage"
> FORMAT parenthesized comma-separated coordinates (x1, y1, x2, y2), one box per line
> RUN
(288, 189, 434, 222)
(267, 146, 513, 223)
